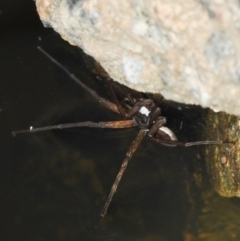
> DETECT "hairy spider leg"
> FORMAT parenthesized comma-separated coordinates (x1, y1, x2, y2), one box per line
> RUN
(12, 120, 136, 136)
(100, 129, 147, 219)
(37, 47, 120, 114)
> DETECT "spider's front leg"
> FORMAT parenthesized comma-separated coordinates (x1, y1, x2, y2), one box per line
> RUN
(37, 47, 121, 115)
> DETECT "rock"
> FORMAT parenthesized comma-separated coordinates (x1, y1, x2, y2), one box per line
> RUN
(35, 0, 240, 115)
(202, 111, 240, 197)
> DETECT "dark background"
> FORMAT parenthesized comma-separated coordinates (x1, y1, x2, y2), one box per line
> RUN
(1, 1, 240, 241)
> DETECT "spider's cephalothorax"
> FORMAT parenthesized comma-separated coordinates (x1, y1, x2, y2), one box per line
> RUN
(12, 47, 225, 223)
(126, 99, 158, 128)
(123, 98, 177, 144)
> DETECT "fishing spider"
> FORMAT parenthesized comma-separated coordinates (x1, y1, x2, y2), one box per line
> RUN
(13, 47, 223, 221)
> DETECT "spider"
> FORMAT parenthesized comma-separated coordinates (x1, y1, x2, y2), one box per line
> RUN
(12, 47, 224, 221)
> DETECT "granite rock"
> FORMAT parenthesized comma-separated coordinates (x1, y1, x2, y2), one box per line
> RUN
(36, 0, 240, 115)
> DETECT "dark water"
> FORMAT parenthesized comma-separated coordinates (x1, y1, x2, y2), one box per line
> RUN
(2, 1, 240, 241)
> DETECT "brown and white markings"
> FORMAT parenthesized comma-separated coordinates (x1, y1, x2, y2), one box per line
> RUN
(12, 47, 225, 223)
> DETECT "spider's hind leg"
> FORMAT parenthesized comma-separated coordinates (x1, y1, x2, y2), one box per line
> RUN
(100, 129, 147, 220)
(150, 136, 223, 147)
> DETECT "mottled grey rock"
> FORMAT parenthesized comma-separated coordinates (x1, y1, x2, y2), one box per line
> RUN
(36, 0, 240, 115)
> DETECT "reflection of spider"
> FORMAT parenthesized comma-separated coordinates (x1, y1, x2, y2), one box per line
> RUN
(12, 47, 223, 221)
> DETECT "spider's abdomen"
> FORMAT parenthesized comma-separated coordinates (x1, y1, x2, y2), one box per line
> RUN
(158, 126, 177, 141)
